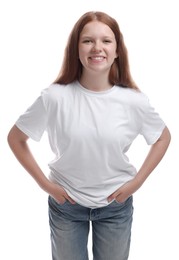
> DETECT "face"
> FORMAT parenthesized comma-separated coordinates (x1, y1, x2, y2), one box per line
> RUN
(78, 21, 118, 75)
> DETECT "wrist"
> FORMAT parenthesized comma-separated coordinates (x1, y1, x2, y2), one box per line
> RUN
(37, 175, 52, 193)
(133, 174, 144, 188)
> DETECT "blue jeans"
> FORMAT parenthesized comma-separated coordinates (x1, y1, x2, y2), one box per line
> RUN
(48, 196, 133, 260)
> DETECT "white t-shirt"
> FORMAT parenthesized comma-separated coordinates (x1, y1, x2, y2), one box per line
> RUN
(16, 81, 165, 208)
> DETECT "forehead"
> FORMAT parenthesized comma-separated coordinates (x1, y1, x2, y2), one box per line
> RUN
(80, 21, 115, 38)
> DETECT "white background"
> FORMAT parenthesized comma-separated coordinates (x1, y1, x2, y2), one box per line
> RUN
(1, 0, 178, 259)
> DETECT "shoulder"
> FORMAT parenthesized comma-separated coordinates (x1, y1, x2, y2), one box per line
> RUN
(42, 82, 75, 95)
(115, 86, 149, 108)
(41, 82, 77, 102)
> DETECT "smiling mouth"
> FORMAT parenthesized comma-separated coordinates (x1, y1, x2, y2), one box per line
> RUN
(89, 56, 105, 61)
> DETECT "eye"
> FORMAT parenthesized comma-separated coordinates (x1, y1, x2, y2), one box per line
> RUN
(82, 39, 93, 44)
(103, 39, 112, 43)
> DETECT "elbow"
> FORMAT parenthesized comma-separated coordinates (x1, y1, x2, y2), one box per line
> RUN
(7, 127, 15, 149)
(7, 125, 29, 150)
(159, 126, 171, 150)
(165, 126, 171, 147)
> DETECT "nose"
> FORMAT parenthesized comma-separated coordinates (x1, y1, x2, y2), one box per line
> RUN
(91, 41, 102, 52)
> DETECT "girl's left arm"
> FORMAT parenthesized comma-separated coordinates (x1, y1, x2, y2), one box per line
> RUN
(108, 126, 171, 203)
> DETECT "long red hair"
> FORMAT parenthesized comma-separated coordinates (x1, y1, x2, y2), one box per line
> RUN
(54, 11, 138, 90)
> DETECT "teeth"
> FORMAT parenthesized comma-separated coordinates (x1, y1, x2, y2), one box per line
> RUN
(91, 57, 104, 61)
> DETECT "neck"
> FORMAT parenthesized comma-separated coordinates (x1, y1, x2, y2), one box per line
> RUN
(79, 73, 113, 92)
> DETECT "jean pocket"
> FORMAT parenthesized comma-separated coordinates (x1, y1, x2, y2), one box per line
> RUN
(114, 196, 133, 205)
(48, 196, 67, 208)
(114, 199, 125, 205)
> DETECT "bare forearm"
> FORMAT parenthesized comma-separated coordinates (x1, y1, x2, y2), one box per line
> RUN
(135, 126, 171, 185)
(7, 125, 75, 204)
(8, 128, 50, 192)
(108, 127, 171, 203)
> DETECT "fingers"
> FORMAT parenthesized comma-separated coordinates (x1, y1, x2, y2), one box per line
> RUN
(54, 194, 75, 205)
(107, 190, 121, 202)
(64, 193, 76, 204)
(49, 183, 76, 204)
(60, 187, 76, 204)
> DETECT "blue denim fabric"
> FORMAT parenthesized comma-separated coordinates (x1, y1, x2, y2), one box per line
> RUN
(48, 196, 133, 260)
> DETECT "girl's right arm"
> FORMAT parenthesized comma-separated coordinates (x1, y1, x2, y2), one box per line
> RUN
(7, 125, 75, 204)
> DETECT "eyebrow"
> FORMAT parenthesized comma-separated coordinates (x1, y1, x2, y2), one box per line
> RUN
(80, 35, 114, 39)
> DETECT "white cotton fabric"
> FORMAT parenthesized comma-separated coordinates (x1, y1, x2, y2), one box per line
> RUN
(16, 81, 165, 208)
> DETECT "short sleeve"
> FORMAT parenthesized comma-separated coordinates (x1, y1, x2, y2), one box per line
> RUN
(140, 96, 166, 145)
(15, 95, 48, 141)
